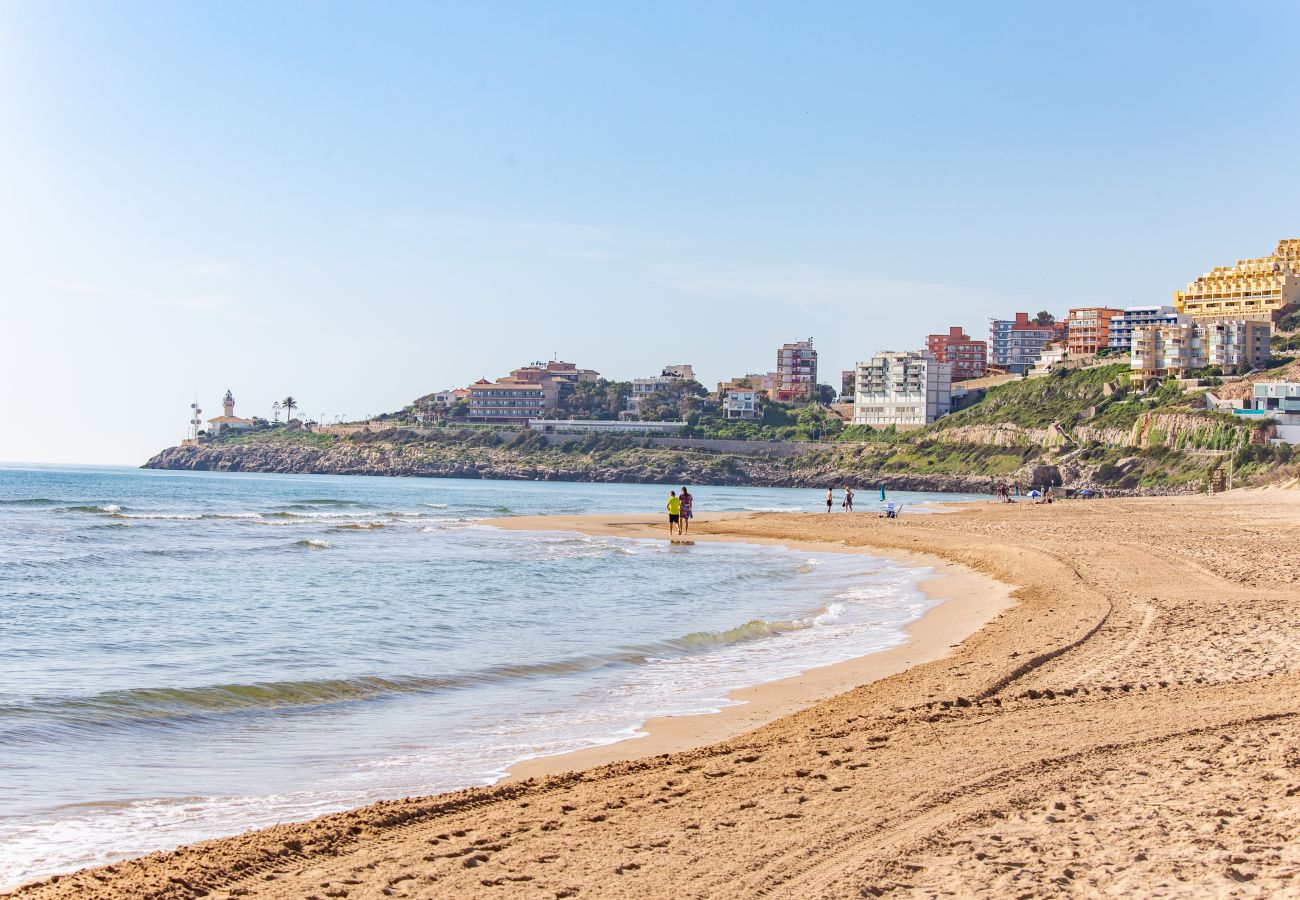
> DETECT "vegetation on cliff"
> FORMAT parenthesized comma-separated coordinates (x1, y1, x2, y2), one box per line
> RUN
(148, 366, 1294, 494)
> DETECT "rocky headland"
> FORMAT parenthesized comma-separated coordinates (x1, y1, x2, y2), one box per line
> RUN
(141, 427, 1216, 496)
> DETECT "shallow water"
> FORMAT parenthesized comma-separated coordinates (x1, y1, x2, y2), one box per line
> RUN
(0, 464, 987, 885)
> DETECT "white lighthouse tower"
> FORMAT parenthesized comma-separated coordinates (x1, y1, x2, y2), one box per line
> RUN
(206, 389, 255, 433)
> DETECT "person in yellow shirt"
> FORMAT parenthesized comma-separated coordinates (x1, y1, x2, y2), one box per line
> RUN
(667, 490, 682, 536)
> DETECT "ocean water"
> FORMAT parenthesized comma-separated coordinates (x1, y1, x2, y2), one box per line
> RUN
(0, 464, 987, 886)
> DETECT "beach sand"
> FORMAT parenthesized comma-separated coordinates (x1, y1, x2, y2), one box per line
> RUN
(497, 514, 1014, 780)
(12, 491, 1300, 898)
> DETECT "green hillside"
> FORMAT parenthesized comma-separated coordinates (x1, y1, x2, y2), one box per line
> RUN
(933, 364, 1132, 430)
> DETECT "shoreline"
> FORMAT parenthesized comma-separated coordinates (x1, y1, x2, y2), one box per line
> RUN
(17, 492, 1300, 898)
(483, 513, 1014, 782)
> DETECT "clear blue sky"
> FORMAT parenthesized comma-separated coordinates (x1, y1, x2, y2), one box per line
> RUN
(2, 1, 1297, 463)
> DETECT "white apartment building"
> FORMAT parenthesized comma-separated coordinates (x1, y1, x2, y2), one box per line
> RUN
(852, 351, 952, 428)
(723, 387, 760, 420)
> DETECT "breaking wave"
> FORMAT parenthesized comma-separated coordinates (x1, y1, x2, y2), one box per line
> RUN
(0, 608, 837, 734)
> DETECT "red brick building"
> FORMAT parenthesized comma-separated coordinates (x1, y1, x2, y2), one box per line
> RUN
(925, 326, 988, 381)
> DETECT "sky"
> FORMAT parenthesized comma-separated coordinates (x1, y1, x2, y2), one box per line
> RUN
(2, 1, 1298, 464)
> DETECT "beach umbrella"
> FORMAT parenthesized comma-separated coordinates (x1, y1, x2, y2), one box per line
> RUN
(879, 486, 886, 501)
(1029, 489, 1042, 498)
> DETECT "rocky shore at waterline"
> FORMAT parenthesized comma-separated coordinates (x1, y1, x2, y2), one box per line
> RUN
(140, 431, 1208, 496)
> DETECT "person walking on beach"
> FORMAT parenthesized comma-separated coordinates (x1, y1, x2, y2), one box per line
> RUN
(667, 490, 682, 536)
(679, 486, 693, 534)
(825, 488, 834, 513)
(843, 486, 854, 512)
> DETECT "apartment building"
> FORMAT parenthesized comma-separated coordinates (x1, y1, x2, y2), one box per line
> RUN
(723, 387, 761, 420)
(1065, 307, 1122, 355)
(1108, 306, 1186, 351)
(989, 313, 1061, 373)
(466, 360, 599, 424)
(466, 379, 552, 424)
(1131, 322, 1203, 386)
(852, 351, 952, 428)
(1174, 238, 1300, 322)
(1130, 320, 1270, 386)
(926, 326, 988, 380)
(775, 340, 818, 403)
(1202, 320, 1271, 371)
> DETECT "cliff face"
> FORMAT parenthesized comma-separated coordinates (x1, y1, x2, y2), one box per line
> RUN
(141, 441, 1005, 494)
(142, 431, 1227, 496)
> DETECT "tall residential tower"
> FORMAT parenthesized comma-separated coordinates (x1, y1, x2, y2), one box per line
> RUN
(775, 339, 818, 403)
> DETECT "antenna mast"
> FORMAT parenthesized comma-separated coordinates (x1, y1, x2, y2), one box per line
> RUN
(188, 395, 203, 442)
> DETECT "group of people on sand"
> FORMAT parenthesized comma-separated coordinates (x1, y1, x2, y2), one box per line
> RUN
(666, 484, 895, 533)
(825, 486, 854, 512)
(996, 483, 1055, 504)
(666, 486, 693, 535)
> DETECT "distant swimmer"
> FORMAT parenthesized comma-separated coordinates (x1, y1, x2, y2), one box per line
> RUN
(667, 490, 682, 536)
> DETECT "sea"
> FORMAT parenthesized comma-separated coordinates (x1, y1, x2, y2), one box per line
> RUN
(0, 464, 988, 886)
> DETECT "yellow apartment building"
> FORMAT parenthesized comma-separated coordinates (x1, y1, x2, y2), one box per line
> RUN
(1174, 239, 1300, 322)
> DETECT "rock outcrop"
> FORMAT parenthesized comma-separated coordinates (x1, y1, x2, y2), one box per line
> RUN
(142, 432, 1216, 496)
(142, 442, 1004, 493)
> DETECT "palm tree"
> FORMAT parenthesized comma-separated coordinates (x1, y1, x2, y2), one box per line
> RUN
(281, 396, 297, 421)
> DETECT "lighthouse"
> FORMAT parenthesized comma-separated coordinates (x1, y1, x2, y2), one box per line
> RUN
(206, 389, 255, 432)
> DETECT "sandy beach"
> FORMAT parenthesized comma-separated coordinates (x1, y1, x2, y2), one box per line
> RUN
(497, 513, 1014, 780)
(12, 490, 1300, 898)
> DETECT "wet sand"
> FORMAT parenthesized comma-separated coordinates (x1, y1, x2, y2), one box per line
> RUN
(495, 513, 1014, 780)
(12, 491, 1300, 898)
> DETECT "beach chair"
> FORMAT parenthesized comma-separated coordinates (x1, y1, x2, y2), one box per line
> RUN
(883, 501, 901, 519)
